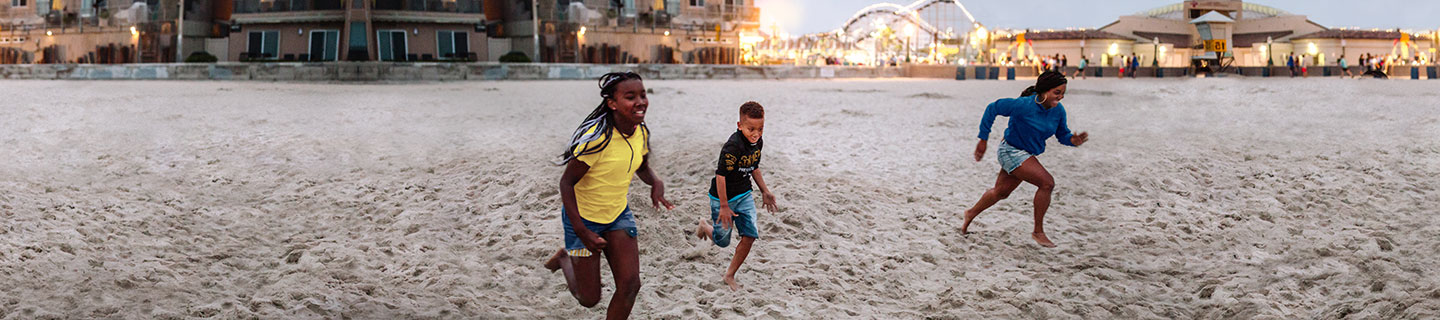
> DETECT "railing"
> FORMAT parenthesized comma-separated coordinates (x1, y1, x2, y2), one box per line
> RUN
(372, 0, 481, 13)
(234, 0, 345, 14)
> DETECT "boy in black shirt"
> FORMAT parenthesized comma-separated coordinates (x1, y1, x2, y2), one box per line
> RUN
(695, 101, 779, 291)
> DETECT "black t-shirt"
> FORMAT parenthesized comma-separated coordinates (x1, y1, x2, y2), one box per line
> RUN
(709, 130, 762, 200)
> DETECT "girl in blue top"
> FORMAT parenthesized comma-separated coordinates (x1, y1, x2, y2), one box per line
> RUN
(963, 71, 1089, 247)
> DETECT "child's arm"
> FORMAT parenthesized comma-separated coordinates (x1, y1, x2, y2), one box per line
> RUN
(715, 174, 735, 228)
(636, 155, 675, 211)
(975, 99, 1014, 161)
(752, 169, 778, 212)
(1055, 111, 1087, 147)
(560, 160, 606, 253)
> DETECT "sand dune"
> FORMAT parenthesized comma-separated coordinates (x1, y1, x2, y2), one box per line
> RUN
(0, 78, 1436, 319)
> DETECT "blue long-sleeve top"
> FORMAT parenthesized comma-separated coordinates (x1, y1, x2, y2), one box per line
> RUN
(977, 95, 1075, 155)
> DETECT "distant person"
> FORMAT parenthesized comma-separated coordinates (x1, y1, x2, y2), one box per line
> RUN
(1072, 57, 1088, 79)
(1339, 55, 1353, 78)
(1118, 55, 1126, 79)
(1301, 54, 1309, 78)
(694, 101, 779, 292)
(1287, 53, 1296, 77)
(1131, 54, 1141, 78)
(545, 72, 676, 319)
(964, 71, 1089, 248)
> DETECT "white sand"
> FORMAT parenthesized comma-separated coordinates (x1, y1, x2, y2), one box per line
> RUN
(0, 78, 1437, 319)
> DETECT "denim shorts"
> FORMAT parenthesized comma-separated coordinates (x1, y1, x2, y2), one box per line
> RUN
(708, 191, 759, 248)
(561, 206, 637, 257)
(997, 140, 1034, 173)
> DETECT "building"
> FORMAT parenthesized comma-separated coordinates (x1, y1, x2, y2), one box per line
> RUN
(991, 0, 1434, 68)
(514, 0, 760, 64)
(227, 0, 487, 61)
(0, 0, 201, 63)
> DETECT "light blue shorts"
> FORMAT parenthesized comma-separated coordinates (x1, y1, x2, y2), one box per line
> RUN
(997, 140, 1034, 173)
(708, 191, 758, 248)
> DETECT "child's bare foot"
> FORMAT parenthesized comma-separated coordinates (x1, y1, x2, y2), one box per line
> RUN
(1032, 232, 1056, 248)
(695, 219, 713, 240)
(960, 209, 979, 234)
(723, 275, 741, 291)
(544, 249, 564, 272)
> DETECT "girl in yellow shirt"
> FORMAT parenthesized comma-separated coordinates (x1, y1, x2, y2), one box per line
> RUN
(544, 72, 674, 318)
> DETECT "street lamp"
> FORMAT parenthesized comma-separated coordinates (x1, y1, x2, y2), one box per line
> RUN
(1266, 36, 1274, 66)
(1152, 37, 1159, 67)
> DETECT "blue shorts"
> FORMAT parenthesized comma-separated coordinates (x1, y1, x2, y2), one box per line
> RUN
(561, 206, 637, 257)
(997, 140, 1034, 173)
(709, 191, 759, 248)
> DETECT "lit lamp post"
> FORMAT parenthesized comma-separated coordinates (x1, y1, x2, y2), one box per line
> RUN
(1152, 37, 1159, 67)
(1266, 36, 1274, 66)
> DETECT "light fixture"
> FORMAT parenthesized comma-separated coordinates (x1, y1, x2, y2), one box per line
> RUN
(130, 26, 138, 36)
(664, 30, 670, 36)
(45, 30, 52, 36)
(298, 28, 304, 35)
(413, 28, 419, 35)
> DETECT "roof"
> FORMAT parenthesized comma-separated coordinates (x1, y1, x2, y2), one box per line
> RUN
(996, 29, 1132, 41)
(1136, 2, 1289, 20)
(1190, 11, 1235, 24)
(1232, 31, 1294, 47)
(1293, 29, 1432, 40)
(1133, 31, 1191, 46)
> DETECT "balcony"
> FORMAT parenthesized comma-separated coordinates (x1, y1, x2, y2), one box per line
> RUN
(372, 0, 481, 14)
(234, 0, 344, 14)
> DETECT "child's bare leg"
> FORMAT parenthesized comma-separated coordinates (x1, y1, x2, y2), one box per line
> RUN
(546, 249, 603, 306)
(1009, 157, 1057, 247)
(723, 236, 755, 291)
(695, 219, 713, 240)
(962, 170, 1022, 234)
(602, 230, 642, 318)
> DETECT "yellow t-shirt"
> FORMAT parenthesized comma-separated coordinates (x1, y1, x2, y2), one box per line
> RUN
(572, 125, 648, 224)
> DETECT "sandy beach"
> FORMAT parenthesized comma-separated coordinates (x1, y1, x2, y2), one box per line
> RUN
(0, 77, 1437, 319)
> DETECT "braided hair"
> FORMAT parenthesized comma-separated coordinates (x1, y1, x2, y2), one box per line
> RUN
(1021, 71, 1068, 97)
(555, 71, 649, 165)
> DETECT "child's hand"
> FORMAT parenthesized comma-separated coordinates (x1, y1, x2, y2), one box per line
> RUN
(650, 184, 675, 211)
(718, 207, 737, 229)
(761, 192, 779, 212)
(973, 139, 987, 162)
(1071, 132, 1089, 146)
(579, 230, 608, 253)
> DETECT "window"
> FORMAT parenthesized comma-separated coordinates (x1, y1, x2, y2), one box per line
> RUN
(346, 22, 368, 60)
(11, 0, 24, 7)
(377, 30, 407, 61)
(309, 30, 340, 61)
(688, 0, 701, 6)
(437, 31, 469, 59)
(246, 31, 280, 59)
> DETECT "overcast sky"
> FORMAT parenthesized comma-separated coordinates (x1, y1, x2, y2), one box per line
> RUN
(752, 0, 1440, 34)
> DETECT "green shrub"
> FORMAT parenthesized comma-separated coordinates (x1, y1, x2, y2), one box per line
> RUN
(185, 51, 218, 63)
(499, 51, 531, 63)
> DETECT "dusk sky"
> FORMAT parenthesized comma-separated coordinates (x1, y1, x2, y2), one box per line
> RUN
(752, 0, 1440, 35)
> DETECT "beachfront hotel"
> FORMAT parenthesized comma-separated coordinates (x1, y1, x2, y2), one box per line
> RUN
(226, 0, 485, 62)
(0, 0, 220, 63)
(526, 0, 761, 64)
